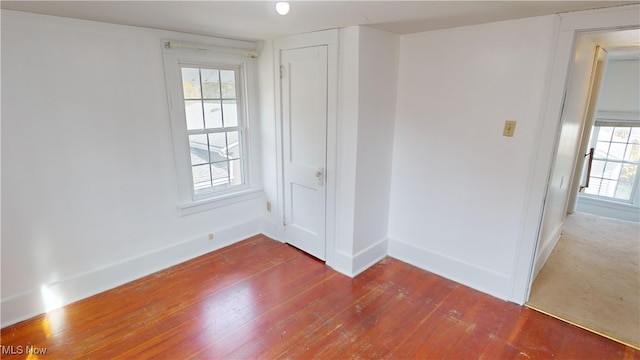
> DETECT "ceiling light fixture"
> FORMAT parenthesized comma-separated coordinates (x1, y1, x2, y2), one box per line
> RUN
(276, 2, 290, 15)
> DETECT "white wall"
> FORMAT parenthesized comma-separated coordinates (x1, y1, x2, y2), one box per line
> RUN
(352, 27, 398, 254)
(597, 59, 640, 113)
(1, 11, 263, 326)
(333, 26, 398, 275)
(256, 39, 280, 237)
(388, 15, 558, 300)
(335, 27, 360, 258)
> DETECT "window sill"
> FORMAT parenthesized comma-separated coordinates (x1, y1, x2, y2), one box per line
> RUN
(178, 187, 263, 216)
(576, 195, 640, 222)
(578, 194, 636, 209)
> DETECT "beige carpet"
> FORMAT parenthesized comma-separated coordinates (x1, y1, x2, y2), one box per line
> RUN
(527, 212, 640, 349)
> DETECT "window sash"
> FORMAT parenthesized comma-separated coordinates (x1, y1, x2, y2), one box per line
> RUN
(187, 126, 244, 136)
(180, 65, 247, 198)
(582, 125, 639, 203)
(189, 128, 247, 200)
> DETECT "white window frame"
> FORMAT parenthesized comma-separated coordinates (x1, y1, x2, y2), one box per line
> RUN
(580, 111, 640, 204)
(162, 41, 261, 215)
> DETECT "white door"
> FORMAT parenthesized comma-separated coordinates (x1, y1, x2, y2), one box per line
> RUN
(280, 45, 328, 260)
(532, 34, 600, 277)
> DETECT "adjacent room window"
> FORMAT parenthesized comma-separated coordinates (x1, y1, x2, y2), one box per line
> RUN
(162, 41, 259, 213)
(181, 66, 245, 195)
(583, 123, 640, 202)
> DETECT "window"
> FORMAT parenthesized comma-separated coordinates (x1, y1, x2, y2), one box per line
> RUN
(162, 41, 260, 213)
(583, 123, 640, 202)
(181, 67, 245, 195)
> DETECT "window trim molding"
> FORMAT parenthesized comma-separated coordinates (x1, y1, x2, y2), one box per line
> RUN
(580, 123, 640, 204)
(178, 188, 263, 216)
(162, 40, 260, 214)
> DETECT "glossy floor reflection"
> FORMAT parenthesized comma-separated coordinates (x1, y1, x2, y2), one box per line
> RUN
(1, 235, 638, 359)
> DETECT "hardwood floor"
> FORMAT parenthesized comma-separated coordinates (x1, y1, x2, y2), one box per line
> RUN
(2, 234, 639, 359)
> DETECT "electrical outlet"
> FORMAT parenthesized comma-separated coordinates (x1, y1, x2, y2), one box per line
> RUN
(266, 201, 272, 212)
(208, 233, 214, 240)
(503, 120, 517, 137)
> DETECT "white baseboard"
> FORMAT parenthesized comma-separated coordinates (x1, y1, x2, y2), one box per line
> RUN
(532, 222, 563, 279)
(352, 238, 388, 276)
(1, 218, 262, 328)
(260, 216, 280, 241)
(387, 238, 512, 301)
(329, 238, 388, 277)
(331, 249, 353, 276)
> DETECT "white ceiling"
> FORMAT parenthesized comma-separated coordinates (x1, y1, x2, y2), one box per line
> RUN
(1, 1, 638, 41)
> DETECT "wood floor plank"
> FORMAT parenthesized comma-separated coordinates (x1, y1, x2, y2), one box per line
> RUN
(100, 237, 295, 356)
(348, 273, 457, 359)
(268, 260, 414, 359)
(98, 244, 321, 359)
(389, 285, 487, 358)
(224, 258, 402, 360)
(112, 253, 330, 359)
(307, 261, 457, 359)
(1, 235, 277, 348)
(1, 235, 638, 359)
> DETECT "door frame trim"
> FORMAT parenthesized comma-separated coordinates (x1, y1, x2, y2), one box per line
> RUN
(566, 45, 608, 214)
(511, 4, 640, 304)
(273, 29, 339, 266)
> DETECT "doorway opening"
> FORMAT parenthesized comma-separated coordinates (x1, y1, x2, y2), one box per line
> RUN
(527, 28, 640, 349)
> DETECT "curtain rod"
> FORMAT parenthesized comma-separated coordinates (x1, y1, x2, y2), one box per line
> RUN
(164, 40, 259, 58)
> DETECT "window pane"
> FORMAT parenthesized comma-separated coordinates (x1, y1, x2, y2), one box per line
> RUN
(612, 127, 631, 143)
(598, 179, 617, 197)
(590, 160, 606, 178)
(594, 141, 610, 158)
(222, 100, 238, 127)
(614, 182, 633, 200)
(211, 161, 230, 190)
(603, 161, 622, 180)
(584, 178, 601, 196)
(181, 68, 201, 99)
(229, 159, 243, 186)
(192, 164, 212, 194)
(204, 100, 223, 129)
(226, 131, 241, 159)
(201, 69, 221, 99)
(597, 127, 613, 142)
(220, 70, 236, 98)
(620, 164, 637, 182)
(189, 134, 209, 165)
(626, 134, 640, 162)
(184, 100, 204, 130)
(608, 143, 626, 161)
(208, 133, 229, 162)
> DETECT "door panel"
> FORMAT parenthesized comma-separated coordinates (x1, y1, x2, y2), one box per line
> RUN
(567, 46, 607, 213)
(281, 45, 328, 260)
(533, 35, 599, 277)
